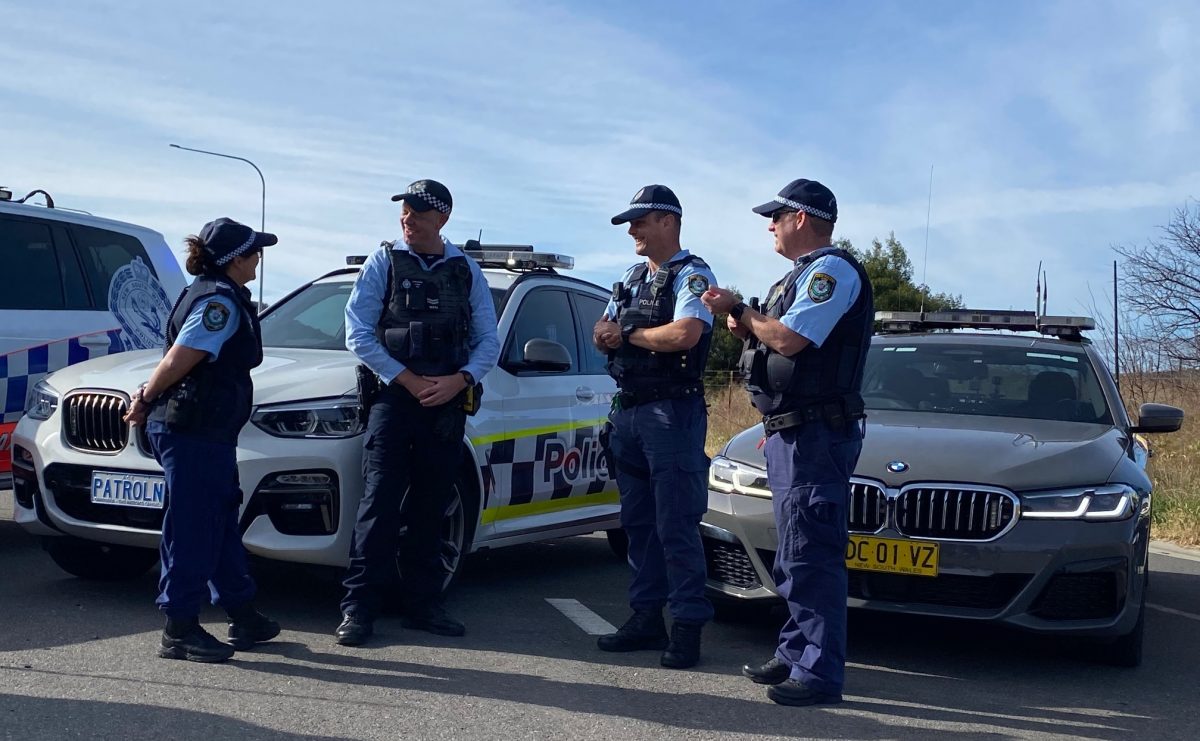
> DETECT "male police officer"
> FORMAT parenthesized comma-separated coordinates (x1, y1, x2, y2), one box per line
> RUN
(592, 184, 718, 669)
(336, 179, 499, 646)
(702, 179, 873, 706)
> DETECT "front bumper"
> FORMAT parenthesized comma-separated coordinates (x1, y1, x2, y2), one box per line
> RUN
(13, 414, 364, 568)
(702, 487, 1148, 638)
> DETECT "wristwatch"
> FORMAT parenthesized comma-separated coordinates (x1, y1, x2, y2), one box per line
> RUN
(461, 370, 476, 386)
(620, 324, 636, 344)
(730, 302, 748, 320)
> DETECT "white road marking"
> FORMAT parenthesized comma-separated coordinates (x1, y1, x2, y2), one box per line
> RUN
(1147, 603, 1200, 622)
(546, 598, 617, 635)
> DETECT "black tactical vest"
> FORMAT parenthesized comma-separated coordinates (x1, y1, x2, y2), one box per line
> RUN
(607, 254, 713, 392)
(741, 248, 873, 416)
(375, 246, 473, 376)
(148, 273, 263, 444)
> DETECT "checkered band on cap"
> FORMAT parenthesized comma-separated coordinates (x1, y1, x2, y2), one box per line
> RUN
(774, 196, 834, 221)
(411, 186, 451, 214)
(215, 233, 258, 266)
(626, 202, 682, 216)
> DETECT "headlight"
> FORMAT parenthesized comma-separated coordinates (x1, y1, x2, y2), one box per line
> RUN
(1020, 484, 1139, 521)
(709, 455, 771, 498)
(25, 380, 59, 420)
(251, 395, 364, 438)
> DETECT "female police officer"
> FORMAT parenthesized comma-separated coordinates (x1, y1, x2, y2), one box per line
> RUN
(123, 217, 280, 663)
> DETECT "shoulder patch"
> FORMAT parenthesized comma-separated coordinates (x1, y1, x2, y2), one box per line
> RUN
(202, 301, 230, 331)
(807, 273, 836, 303)
(686, 273, 710, 296)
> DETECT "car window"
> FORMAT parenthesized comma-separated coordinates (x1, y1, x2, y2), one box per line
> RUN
(572, 291, 610, 375)
(70, 225, 159, 309)
(503, 288, 579, 373)
(261, 282, 354, 350)
(0, 218, 69, 310)
(863, 342, 1113, 424)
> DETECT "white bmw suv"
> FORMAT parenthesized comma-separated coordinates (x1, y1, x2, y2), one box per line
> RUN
(11, 246, 620, 586)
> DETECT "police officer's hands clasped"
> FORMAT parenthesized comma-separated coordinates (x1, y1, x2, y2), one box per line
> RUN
(123, 389, 151, 426)
(593, 317, 623, 350)
(700, 286, 739, 314)
(415, 373, 469, 407)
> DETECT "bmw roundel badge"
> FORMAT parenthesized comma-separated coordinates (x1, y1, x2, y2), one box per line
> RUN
(887, 460, 909, 473)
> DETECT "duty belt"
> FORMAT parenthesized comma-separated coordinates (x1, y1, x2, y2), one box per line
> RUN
(762, 400, 865, 435)
(615, 383, 704, 410)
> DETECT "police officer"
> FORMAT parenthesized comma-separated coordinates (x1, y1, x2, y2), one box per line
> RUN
(123, 217, 281, 663)
(702, 179, 873, 706)
(336, 179, 499, 646)
(592, 184, 718, 669)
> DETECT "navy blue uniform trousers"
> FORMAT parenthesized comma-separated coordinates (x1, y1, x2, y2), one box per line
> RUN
(341, 386, 466, 617)
(609, 395, 713, 625)
(146, 420, 255, 618)
(764, 420, 862, 695)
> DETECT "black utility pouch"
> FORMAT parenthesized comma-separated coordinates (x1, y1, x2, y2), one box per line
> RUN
(355, 364, 383, 422)
(383, 327, 413, 360)
(163, 376, 202, 428)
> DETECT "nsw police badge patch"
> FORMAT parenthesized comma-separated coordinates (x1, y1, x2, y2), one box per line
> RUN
(202, 301, 230, 331)
(808, 273, 836, 303)
(686, 274, 710, 296)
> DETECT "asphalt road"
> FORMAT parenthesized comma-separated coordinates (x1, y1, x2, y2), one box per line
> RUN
(4, 489, 1200, 741)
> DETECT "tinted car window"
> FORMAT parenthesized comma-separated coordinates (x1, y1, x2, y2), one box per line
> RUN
(261, 282, 353, 350)
(504, 288, 579, 372)
(71, 225, 158, 309)
(0, 218, 66, 310)
(573, 291, 610, 375)
(863, 342, 1112, 424)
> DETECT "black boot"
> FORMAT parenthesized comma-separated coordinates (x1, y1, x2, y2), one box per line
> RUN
(597, 609, 668, 652)
(159, 617, 235, 663)
(742, 656, 790, 685)
(226, 604, 281, 651)
(335, 612, 374, 646)
(660, 621, 703, 669)
(402, 603, 466, 637)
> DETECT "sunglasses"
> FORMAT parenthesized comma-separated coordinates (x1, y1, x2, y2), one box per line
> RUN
(771, 209, 798, 223)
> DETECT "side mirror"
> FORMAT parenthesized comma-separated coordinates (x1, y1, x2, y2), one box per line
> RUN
(1130, 403, 1184, 434)
(521, 338, 572, 372)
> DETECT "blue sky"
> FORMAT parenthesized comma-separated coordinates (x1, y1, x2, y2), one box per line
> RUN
(3, 0, 1198, 315)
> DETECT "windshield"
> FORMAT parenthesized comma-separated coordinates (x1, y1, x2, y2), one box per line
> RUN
(260, 280, 508, 350)
(862, 341, 1112, 424)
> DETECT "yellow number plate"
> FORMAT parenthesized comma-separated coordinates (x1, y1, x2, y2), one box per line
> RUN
(845, 535, 939, 577)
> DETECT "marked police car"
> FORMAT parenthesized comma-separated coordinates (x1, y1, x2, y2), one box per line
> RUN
(12, 245, 619, 587)
(1, 187, 185, 488)
(702, 309, 1183, 666)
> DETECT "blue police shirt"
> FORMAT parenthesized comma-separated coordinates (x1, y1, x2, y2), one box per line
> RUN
(604, 250, 717, 327)
(778, 246, 862, 348)
(345, 237, 501, 383)
(175, 294, 239, 360)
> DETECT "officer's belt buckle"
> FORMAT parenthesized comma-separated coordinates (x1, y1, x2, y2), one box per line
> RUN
(762, 407, 820, 435)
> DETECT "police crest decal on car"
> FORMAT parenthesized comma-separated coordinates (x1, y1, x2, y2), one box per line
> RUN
(686, 274, 710, 296)
(202, 301, 230, 331)
(808, 273, 836, 303)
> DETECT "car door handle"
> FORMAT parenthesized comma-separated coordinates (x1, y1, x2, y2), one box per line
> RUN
(575, 386, 596, 402)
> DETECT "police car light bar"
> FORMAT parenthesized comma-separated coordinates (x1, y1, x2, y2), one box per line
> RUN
(463, 245, 574, 271)
(876, 309, 1095, 337)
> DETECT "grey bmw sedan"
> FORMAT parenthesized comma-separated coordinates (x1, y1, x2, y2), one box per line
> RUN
(702, 311, 1183, 666)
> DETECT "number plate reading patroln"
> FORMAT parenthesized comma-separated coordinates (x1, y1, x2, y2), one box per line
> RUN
(90, 471, 166, 510)
(845, 535, 939, 577)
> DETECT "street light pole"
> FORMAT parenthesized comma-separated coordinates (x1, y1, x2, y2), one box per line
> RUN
(169, 143, 267, 308)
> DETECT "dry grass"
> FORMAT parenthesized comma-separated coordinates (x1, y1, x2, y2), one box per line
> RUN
(705, 379, 1200, 547)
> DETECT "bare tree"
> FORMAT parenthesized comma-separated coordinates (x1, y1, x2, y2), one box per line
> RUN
(1115, 200, 1200, 365)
